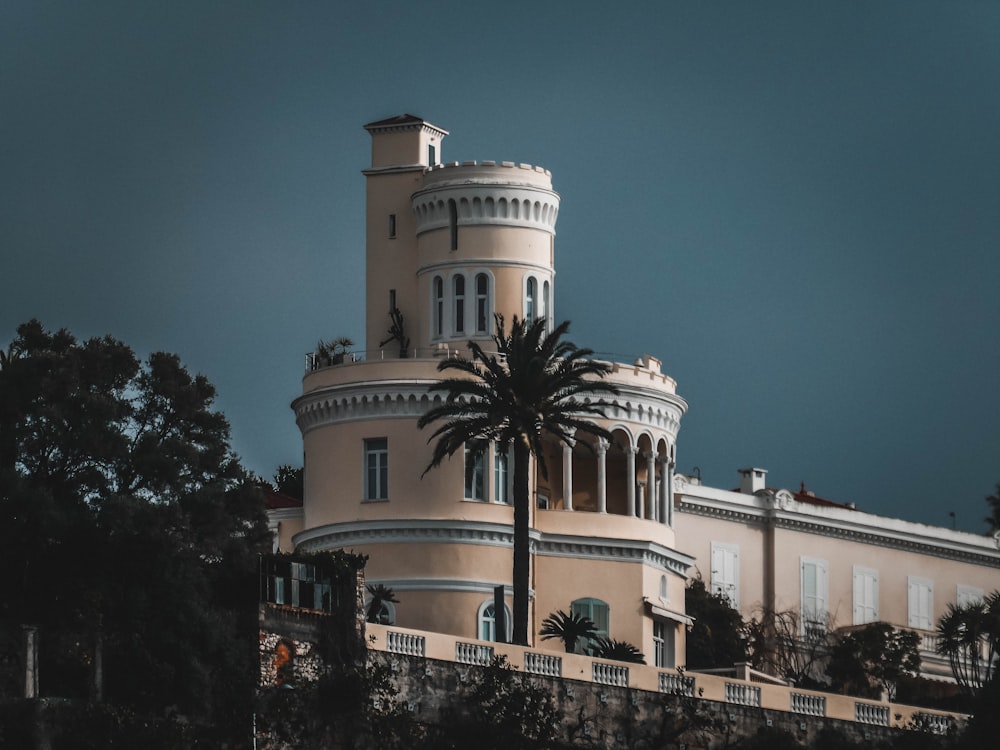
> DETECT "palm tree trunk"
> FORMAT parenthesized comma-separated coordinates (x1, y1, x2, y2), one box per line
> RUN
(512, 440, 531, 646)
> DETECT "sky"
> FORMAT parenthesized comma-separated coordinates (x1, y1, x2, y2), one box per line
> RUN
(3, 1, 998, 532)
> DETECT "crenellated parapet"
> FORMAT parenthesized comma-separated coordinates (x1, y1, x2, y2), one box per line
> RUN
(412, 161, 560, 236)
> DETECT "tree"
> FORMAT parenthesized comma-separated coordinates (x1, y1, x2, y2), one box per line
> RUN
(366, 583, 399, 624)
(745, 607, 832, 688)
(0, 320, 270, 737)
(683, 578, 747, 669)
(418, 315, 617, 645)
(936, 591, 1000, 696)
(273, 464, 304, 500)
(591, 638, 647, 664)
(986, 482, 1000, 533)
(826, 622, 921, 700)
(540, 609, 598, 653)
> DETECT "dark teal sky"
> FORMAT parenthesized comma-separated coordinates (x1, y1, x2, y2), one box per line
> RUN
(3, 1, 998, 531)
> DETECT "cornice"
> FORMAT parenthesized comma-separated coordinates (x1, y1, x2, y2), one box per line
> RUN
(293, 519, 694, 576)
(364, 578, 527, 597)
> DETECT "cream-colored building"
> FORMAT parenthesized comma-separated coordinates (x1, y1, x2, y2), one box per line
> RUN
(271, 115, 1000, 676)
(675, 467, 1000, 679)
(276, 115, 692, 667)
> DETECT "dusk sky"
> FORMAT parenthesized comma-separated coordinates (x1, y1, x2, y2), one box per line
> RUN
(3, 1, 998, 532)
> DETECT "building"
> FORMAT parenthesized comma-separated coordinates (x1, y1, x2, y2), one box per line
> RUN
(270, 115, 1000, 678)
(276, 115, 693, 667)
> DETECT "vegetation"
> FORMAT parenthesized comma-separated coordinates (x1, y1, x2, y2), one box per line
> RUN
(272, 464, 304, 500)
(745, 606, 832, 688)
(0, 320, 271, 741)
(540, 609, 598, 653)
(590, 638, 646, 664)
(366, 583, 399, 624)
(379, 306, 411, 358)
(418, 315, 617, 645)
(936, 591, 1000, 696)
(683, 578, 747, 669)
(986, 482, 1000, 532)
(826, 622, 921, 700)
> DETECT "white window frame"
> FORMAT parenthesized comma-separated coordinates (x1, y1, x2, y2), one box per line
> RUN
(710, 542, 740, 609)
(908, 576, 934, 630)
(363, 438, 388, 501)
(494, 444, 510, 504)
(477, 599, 512, 642)
(525, 275, 537, 323)
(653, 620, 675, 668)
(800, 556, 829, 631)
(365, 597, 396, 625)
(852, 566, 879, 625)
(475, 272, 490, 335)
(571, 597, 609, 641)
(464, 441, 486, 501)
(957, 585, 984, 608)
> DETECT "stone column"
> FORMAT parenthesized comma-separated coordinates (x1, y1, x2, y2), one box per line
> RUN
(562, 435, 575, 511)
(645, 451, 657, 520)
(637, 481, 646, 520)
(626, 446, 637, 517)
(667, 458, 676, 527)
(596, 438, 609, 514)
(658, 456, 670, 526)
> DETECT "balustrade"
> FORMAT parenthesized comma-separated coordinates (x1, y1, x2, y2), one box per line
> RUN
(593, 661, 629, 687)
(456, 641, 494, 666)
(854, 702, 890, 725)
(658, 672, 695, 696)
(725, 682, 761, 707)
(790, 692, 826, 717)
(386, 631, 425, 657)
(525, 652, 562, 677)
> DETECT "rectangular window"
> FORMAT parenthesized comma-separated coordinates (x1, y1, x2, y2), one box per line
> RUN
(710, 542, 740, 609)
(908, 577, 934, 630)
(571, 598, 609, 641)
(957, 585, 984, 608)
(428, 144, 436, 166)
(464, 441, 485, 501)
(853, 566, 879, 625)
(364, 438, 388, 500)
(388, 213, 396, 238)
(494, 446, 509, 504)
(653, 621, 666, 668)
(801, 557, 829, 631)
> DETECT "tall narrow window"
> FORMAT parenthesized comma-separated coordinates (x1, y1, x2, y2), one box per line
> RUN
(428, 144, 436, 166)
(542, 280, 550, 329)
(448, 199, 458, 250)
(710, 542, 740, 608)
(464, 441, 485, 501)
(433, 276, 444, 337)
(852, 566, 879, 625)
(388, 213, 396, 238)
(571, 598, 609, 642)
(525, 277, 537, 323)
(475, 273, 489, 334)
(801, 557, 829, 632)
(454, 275, 465, 334)
(494, 445, 509, 504)
(364, 438, 388, 500)
(388, 289, 396, 312)
(908, 577, 934, 630)
(478, 600, 512, 642)
(653, 621, 674, 668)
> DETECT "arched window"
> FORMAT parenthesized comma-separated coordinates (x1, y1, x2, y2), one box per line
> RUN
(433, 276, 444, 337)
(475, 273, 489, 334)
(542, 280, 550, 329)
(571, 597, 609, 640)
(660, 575, 669, 602)
(366, 598, 396, 625)
(454, 275, 465, 334)
(478, 599, 513, 642)
(525, 276, 537, 323)
(464, 441, 486, 501)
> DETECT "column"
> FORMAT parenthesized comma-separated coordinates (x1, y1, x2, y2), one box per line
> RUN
(562, 436, 575, 511)
(637, 481, 646, 520)
(667, 458, 676, 527)
(645, 451, 656, 520)
(658, 456, 670, 526)
(596, 438, 609, 513)
(626, 446, 637, 517)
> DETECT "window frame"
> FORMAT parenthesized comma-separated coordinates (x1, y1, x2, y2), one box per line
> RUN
(475, 272, 490, 334)
(525, 276, 537, 323)
(710, 542, 740, 609)
(453, 274, 465, 334)
(571, 597, 609, 642)
(800, 556, 829, 632)
(433, 275, 444, 338)
(908, 576, 934, 630)
(478, 599, 512, 643)
(363, 437, 389, 501)
(852, 566, 879, 625)
(494, 443, 510, 504)
(464, 440, 486, 501)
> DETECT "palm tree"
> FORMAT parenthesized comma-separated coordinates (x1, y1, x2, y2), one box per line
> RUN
(936, 591, 1000, 696)
(540, 609, 599, 653)
(591, 638, 647, 665)
(418, 315, 618, 645)
(365, 583, 399, 624)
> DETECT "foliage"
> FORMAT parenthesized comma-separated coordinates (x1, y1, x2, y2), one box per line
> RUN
(935, 591, 1000, 696)
(418, 315, 617, 645)
(366, 583, 399, 624)
(540, 609, 598, 653)
(730, 726, 803, 749)
(683, 577, 747, 669)
(985, 482, 1000, 532)
(379, 307, 411, 358)
(0, 320, 271, 738)
(273, 464, 304, 500)
(826, 622, 921, 700)
(590, 638, 646, 664)
(745, 606, 832, 688)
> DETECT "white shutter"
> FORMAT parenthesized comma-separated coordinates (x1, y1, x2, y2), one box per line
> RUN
(853, 566, 879, 625)
(908, 577, 934, 629)
(710, 542, 740, 609)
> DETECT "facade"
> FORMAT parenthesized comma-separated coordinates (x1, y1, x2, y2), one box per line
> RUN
(271, 115, 1000, 676)
(278, 115, 692, 666)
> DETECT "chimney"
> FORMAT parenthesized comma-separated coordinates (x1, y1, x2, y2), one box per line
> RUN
(738, 467, 767, 495)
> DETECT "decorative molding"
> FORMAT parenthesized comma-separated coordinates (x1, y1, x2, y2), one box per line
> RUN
(412, 183, 559, 236)
(364, 578, 530, 597)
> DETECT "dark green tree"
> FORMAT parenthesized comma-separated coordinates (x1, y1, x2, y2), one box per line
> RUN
(418, 315, 617, 645)
(540, 609, 598, 653)
(591, 638, 647, 664)
(0, 320, 271, 738)
(936, 591, 1000, 696)
(684, 577, 747, 669)
(985, 482, 1000, 533)
(273, 464, 304, 500)
(826, 622, 921, 700)
(366, 583, 399, 624)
